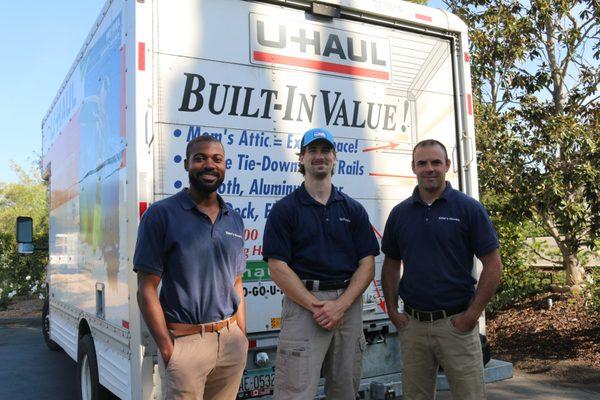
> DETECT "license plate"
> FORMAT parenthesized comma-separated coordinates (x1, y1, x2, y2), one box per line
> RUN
(238, 367, 275, 398)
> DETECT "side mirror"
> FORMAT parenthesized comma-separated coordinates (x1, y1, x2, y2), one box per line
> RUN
(16, 216, 34, 254)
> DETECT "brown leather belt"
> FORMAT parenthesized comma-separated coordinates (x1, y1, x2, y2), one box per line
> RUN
(167, 315, 237, 337)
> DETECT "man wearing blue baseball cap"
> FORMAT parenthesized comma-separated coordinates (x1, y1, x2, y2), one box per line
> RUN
(263, 128, 380, 399)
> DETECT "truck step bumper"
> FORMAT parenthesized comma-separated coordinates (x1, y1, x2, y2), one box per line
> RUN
(362, 359, 513, 399)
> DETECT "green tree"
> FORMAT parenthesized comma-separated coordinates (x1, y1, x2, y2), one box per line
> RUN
(444, 0, 600, 291)
(0, 161, 48, 307)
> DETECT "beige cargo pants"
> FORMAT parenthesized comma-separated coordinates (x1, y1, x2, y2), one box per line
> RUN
(158, 321, 248, 400)
(273, 290, 366, 400)
(398, 314, 486, 400)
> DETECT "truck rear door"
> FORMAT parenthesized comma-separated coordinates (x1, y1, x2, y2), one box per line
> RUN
(153, 0, 467, 396)
(153, 0, 463, 332)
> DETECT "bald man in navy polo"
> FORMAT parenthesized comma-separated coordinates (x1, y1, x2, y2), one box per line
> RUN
(381, 139, 502, 400)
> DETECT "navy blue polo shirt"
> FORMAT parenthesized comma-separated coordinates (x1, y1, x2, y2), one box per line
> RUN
(381, 183, 499, 311)
(133, 189, 246, 324)
(262, 183, 380, 280)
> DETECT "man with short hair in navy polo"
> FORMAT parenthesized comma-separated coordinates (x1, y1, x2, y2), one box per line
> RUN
(263, 128, 380, 399)
(134, 135, 248, 400)
(381, 139, 502, 400)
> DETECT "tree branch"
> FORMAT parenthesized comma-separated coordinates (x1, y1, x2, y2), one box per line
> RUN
(582, 94, 600, 108)
(537, 207, 569, 255)
(524, 241, 561, 265)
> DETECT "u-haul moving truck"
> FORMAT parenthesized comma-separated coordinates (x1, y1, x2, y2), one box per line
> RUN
(36, 0, 512, 398)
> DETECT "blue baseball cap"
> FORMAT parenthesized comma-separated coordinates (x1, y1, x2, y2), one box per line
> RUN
(301, 128, 335, 150)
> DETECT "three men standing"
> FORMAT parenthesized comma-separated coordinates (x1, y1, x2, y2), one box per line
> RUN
(134, 136, 248, 400)
(133, 131, 500, 400)
(381, 139, 502, 400)
(263, 128, 380, 399)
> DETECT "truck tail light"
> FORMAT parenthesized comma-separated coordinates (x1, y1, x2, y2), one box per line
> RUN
(139, 202, 148, 219)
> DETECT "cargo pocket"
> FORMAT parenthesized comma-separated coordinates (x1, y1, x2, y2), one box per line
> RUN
(352, 334, 367, 387)
(276, 339, 309, 391)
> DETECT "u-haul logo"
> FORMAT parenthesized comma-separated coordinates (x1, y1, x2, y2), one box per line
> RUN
(250, 14, 391, 81)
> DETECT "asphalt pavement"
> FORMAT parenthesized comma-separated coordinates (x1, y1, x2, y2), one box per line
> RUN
(437, 373, 600, 400)
(0, 318, 78, 400)
(0, 318, 598, 400)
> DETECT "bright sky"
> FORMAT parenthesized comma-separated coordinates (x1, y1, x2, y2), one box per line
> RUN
(0, 1, 106, 183)
(0, 0, 446, 184)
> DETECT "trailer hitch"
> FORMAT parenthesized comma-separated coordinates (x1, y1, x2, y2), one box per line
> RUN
(364, 321, 390, 345)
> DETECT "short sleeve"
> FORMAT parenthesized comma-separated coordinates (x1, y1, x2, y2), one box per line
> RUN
(133, 206, 167, 276)
(381, 206, 402, 260)
(469, 203, 500, 258)
(352, 204, 380, 260)
(262, 200, 292, 263)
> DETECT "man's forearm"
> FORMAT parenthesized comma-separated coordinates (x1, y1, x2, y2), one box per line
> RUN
(137, 286, 172, 352)
(268, 259, 319, 311)
(381, 257, 402, 315)
(337, 256, 375, 310)
(235, 276, 247, 334)
(465, 249, 502, 319)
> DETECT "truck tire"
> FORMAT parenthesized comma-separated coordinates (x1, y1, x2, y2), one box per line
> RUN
(42, 299, 61, 351)
(77, 333, 113, 400)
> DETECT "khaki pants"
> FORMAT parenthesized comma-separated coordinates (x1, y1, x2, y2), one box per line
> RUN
(398, 314, 485, 400)
(273, 291, 366, 400)
(158, 322, 248, 400)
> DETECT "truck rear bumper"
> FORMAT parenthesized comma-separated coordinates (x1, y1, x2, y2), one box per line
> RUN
(322, 359, 513, 399)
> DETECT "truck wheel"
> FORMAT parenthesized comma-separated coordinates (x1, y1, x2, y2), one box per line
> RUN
(42, 299, 61, 351)
(77, 334, 112, 400)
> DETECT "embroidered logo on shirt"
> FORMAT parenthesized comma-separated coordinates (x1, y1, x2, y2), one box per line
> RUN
(438, 216, 461, 222)
(339, 217, 351, 223)
(225, 231, 243, 239)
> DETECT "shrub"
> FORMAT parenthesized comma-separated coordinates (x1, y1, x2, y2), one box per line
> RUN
(480, 189, 551, 314)
(486, 219, 551, 313)
(0, 162, 48, 309)
(584, 268, 600, 315)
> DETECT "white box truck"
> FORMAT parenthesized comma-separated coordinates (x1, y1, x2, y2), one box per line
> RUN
(25, 0, 513, 398)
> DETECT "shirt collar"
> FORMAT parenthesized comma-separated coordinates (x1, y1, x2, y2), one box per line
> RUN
(297, 182, 344, 206)
(411, 181, 454, 205)
(176, 188, 230, 215)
